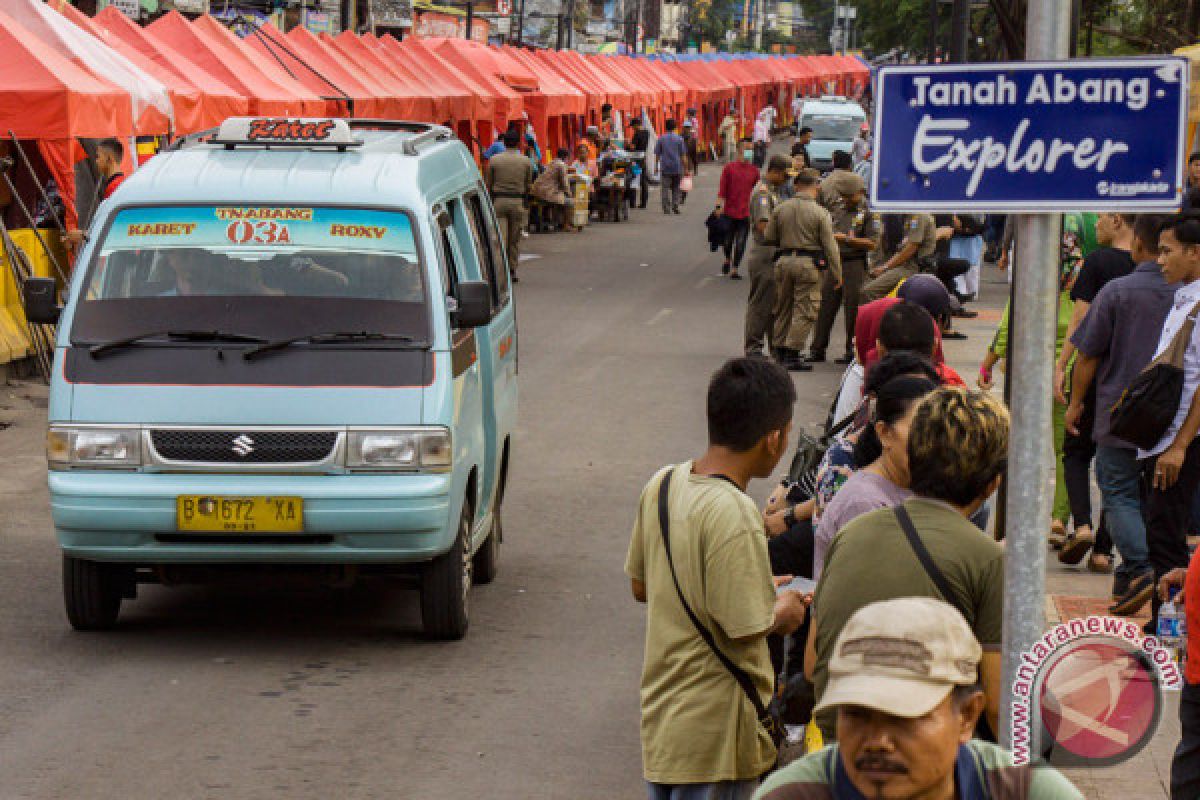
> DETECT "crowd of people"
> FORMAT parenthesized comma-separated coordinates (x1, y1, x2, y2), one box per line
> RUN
(625, 123, 1200, 800)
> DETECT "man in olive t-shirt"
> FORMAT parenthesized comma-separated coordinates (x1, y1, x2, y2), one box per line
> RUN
(808, 498, 1005, 741)
(626, 358, 809, 799)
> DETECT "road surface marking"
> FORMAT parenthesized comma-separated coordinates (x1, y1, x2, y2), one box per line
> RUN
(646, 308, 673, 326)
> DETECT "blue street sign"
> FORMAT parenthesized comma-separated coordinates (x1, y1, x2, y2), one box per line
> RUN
(870, 58, 1190, 212)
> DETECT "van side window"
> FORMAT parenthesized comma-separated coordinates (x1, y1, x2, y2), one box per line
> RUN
(436, 205, 460, 299)
(466, 192, 511, 308)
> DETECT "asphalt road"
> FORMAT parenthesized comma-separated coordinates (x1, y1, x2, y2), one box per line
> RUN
(0, 160, 844, 800)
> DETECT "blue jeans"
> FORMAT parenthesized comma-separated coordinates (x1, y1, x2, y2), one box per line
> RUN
(646, 781, 758, 800)
(1094, 445, 1149, 578)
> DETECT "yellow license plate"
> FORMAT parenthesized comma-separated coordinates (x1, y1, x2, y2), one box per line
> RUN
(176, 496, 303, 533)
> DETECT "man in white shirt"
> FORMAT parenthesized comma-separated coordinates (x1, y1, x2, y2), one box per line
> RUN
(1138, 212, 1200, 629)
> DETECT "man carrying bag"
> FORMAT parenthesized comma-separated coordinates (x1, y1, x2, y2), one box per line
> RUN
(626, 358, 810, 800)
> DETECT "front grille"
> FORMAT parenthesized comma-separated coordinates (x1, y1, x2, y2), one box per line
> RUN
(150, 430, 338, 464)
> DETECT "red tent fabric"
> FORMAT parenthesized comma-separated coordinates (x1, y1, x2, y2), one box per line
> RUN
(92, 7, 247, 133)
(276, 27, 408, 120)
(0, 8, 132, 227)
(147, 12, 323, 116)
(241, 24, 359, 117)
(325, 31, 437, 121)
(372, 33, 476, 125)
(394, 36, 506, 148)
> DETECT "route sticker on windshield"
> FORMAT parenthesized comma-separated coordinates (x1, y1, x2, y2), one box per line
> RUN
(126, 223, 197, 236)
(329, 224, 387, 239)
(215, 207, 314, 221)
(226, 220, 291, 245)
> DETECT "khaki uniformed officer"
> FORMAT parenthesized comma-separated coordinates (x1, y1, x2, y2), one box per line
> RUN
(765, 169, 841, 372)
(486, 128, 534, 281)
(808, 170, 880, 363)
(860, 212, 937, 303)
(742, 155, 792, 357)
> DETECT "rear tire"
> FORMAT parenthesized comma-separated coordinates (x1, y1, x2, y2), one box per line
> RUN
(63, 555, 123, 631)
(421, 501, 472, 640)
(473, 506, 500, 585)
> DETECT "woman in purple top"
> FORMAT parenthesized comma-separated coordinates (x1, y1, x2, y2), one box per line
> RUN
(812, 374, 938, 579)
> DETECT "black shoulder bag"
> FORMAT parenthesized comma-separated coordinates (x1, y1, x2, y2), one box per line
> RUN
(657, 470, 784, 749)
(1109, 299, 1200, 450)
(893, 505, 996, 743)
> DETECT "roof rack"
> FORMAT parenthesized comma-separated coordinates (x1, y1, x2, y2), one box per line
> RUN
(345, 120, 455, 155)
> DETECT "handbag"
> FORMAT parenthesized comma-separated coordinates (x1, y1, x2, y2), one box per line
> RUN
(680, 174, 694, 193)
(657, 470, 785, 749)
(786, 411, 856, 499)
(1110, 299, 1200, 450)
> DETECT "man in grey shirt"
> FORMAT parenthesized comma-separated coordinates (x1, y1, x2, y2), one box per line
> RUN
(1067, 215, 1176, 615)
(654, 119, 688, 215)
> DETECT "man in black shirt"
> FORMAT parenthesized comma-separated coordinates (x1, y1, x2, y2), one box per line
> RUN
(791, 127, 813, 170)
(1054, 212, 1136, 571)
(629, 117, 651, 209)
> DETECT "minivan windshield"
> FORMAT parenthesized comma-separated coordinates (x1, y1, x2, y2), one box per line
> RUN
(73, 206, 429, 346)
(801, 114, 861, 142)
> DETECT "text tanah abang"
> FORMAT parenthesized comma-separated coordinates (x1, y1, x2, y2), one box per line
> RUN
(911, 73, 1151, 112)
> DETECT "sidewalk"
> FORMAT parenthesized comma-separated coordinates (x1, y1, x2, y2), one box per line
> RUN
(943, 263, 1177, 799)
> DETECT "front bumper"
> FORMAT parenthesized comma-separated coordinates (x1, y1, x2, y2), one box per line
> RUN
(49, 471, 456, 564)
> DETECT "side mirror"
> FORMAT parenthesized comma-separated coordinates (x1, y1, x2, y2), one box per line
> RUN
(22, 277, 60, 325)
(453, 281, 492, 328)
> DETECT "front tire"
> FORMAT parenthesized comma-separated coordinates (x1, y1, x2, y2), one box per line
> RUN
(472, 506, 500, 585)
(420, 501, 472, 640)
(63, 555, 124, 631)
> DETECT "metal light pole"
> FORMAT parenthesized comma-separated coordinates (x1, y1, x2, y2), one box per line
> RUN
(927, 0, 938, 62)
(949, 0, 969, 61)
(998, 0, 1069, 750)
(516, 0, 526, 45)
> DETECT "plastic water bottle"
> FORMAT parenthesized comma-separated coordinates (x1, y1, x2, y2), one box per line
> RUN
(1158, 591, 1187, 667)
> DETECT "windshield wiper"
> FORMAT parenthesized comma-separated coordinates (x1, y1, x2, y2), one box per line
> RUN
(89, 330, 268, 359)
(242, 331, 423, 362)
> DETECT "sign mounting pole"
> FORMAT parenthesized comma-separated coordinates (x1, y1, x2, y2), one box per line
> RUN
(998, 0, 1069, 749)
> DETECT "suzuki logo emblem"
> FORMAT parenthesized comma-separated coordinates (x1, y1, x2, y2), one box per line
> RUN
(231, 435, 255, 457)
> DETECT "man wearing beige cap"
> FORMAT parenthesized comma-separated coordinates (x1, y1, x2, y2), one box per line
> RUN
(808, 164, 879, 365)
(755, 598, 1082, 800)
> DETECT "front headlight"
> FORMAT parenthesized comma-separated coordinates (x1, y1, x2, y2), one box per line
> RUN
(47, 426, 142, 469)
(346, 428, 452, 471)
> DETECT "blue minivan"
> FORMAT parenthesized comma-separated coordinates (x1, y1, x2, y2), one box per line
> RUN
(23, 118, 517, 639)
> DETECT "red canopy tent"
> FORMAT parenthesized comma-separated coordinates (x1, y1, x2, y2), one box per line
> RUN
(424, 38, 524, 151)
(0, 8, 132, 227)
(393, 36, 508, 151)
(240, 24, 359, 118)
(502, 45, 585, 160)
(89, 5, 247, 134)
(371, 33, 476, 126)
(147, 12, 324, 116)
(325, 31, 437, 122)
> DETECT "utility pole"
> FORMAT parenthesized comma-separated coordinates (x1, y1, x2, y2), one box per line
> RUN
(927, 0, 937, 62)
(998, 0, 1069, 751)
(464, 0, 474, 38)
(949, 0, 968, 61)
(516, 0, 526, 45)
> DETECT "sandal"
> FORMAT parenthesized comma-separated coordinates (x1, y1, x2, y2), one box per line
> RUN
(1048, 520, 1067, 550)
(1058, 527, 1095, 565)
(1087, 553, 1114, 574)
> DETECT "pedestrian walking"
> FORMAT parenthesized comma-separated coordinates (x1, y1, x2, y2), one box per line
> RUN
(1131, 213, 1200, 631)
(859, 212, 939, 303)
(1067, 215, 1175, 615)
(1053, 213, 1137, 557)
(808, 166, 878, 364)
(758, 598, 1082, 800)
(718, 109, 739, 163)
(681, 120, 700, 205)
(849, 124, 869, 168)
(716, 137, 760, 281)
(767, 170, 842, 372)
(629, 117, 651, 210)
(791, 127, 813, 171)
(626, 357, 811, 799)
(806, 387, 1009, 742)
(743, 155, 791, 357)
(752, 108, 773, 168)
(485, 128, 533, 282)
(655, 120, 687, 215)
